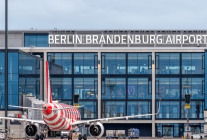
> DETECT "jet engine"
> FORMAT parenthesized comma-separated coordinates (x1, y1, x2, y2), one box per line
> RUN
(25, 124, 38, 136)
(89, 122, 104, 138)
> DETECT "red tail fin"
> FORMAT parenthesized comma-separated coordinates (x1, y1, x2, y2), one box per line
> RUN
(46, 61, 52, 103)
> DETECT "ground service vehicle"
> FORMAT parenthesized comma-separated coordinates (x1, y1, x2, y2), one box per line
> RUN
(128, 128, 140, 139)
(0, 61, 160, 140)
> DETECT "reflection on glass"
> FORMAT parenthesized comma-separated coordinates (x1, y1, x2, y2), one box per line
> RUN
(0, 53, 5, 74)
(19, 53, 39, 74)
(79, 101, 97, 119)
(181, 101, 204, 118)
(48, 53, 72, 74)
(182, 78, 204, 99)
(0, 74, 5, 109)
(8, 53, 18, 74)
(128, 53, 152, 74)
(127, 101, 151, 118)
(74, 78, 98, 99)
(156, 78, 180, 99)
(156, 101, 180, 118)
(51, 78, 72, 99)
(24, 33, 48, 47)
(102, 78, 126, 99)
(182, 53, 204, 74)
(128, 78, 151, 99)
(156, 53, 180, 74)
(19, 77, 40, 98)
(102, 53, 126, 74)
(74, 53, 98, 74)
(102, 101, 126, 118)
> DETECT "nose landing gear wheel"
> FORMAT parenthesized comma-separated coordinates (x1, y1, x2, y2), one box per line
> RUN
(40, 134, 44, 140)
(83, 134, 87, 140)
(78, 134, 82, 140)
(35, 134, 39, 140)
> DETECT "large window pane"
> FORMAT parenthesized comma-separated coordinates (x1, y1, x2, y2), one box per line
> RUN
(156, 78, 180, 99)
(48, 53, 72, 74)
(102, 53, 126, 74)
(102, 101, 126, 118)
(79, 101, 97, 119)
(156, 53, 180, 74)
(51, 78, 72, 100)
(102, 78, 126, 99)
(182, 78, 204, 99)
(74, 78, 97, 99)
(156, 101, 180, 118)
(182, 53, 204, 74)
(36, 34, 49, 47)
(0, 53, 5, 74)
(0, 74, 5, 109)
(128, 53, 152, 74)
(74, 53, 97, 74)
(8, 74, 18, 95)
(24, 33, 48, 47)
(19, 53, 38, 74)
(8, 53, 18, 74)
(128, 78, 151, 99)
(181, 101, 204, 118)
(8, 95, 18, 108)
(127, 101, 151, 118)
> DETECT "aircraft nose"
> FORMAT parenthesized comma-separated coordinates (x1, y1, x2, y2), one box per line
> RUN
(42, 104, 52, 115)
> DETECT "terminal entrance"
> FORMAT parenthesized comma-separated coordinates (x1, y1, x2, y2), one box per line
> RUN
(162, 125, 174, 137)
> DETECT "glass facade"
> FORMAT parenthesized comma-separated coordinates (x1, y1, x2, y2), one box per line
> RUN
(156, 123, 203, 137)
(102, 78, 126, 99)
(102, 53, 126, 74)
(48, 53, 98, 119)
(101, 53, 152, 119)
(48, 53, 72, 74)
(51, 78, 72, 100)
(0, 53, 5, 109)
(74, 53, 98, 74)
(156, 101, 180, 118)
(181, 78, 204, 99)
(24, 33, 48, 47)
(127, 101, 151, 118)
(74, 78, 98, 99)
(102, 101, 126, 118)
(182, 53, 204, 74)
(155, 78, 180, 99)
(156, 53, 180, 74)
(181, 101, 204, 118)
(156, 52, 204, 120)
(128, 78, 152, 99)
(19, 53, 41, 99)
(128, 53, 152, 74)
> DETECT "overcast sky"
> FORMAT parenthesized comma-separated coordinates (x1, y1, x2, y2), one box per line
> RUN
(0, 0, 207, 30)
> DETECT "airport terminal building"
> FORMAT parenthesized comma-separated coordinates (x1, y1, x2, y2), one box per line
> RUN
(0, 29, 207, 137)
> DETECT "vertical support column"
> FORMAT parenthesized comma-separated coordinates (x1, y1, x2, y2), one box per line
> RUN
(44, 52, 47, 102)
(152, 52, 155, 137)
(5, 0, 8, 130)
(98, 52, 101, 119)
(40, 59, 43, 100)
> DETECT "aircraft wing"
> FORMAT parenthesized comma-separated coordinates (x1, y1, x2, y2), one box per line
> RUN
(0, 117, 45, 124)
(71, 100, 161, 126)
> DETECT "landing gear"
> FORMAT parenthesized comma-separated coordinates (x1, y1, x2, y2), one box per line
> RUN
(40, 134, 44, 140)
(78, 134, 82, 140)
(83, 134, 87, 140)
(68, 132, 72, 140)
(35, 134, 39, 140)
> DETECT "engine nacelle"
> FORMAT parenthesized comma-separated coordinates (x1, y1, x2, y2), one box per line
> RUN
(25, 124, 38, 136)
(89, 122, 104, 138)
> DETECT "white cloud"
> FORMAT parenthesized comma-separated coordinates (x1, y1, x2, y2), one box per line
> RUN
(0, 0, 207, 29)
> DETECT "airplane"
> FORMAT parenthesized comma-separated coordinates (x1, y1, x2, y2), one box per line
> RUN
(0, 61, 160, 140)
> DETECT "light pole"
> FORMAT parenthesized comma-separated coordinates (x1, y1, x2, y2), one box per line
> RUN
(5, 0, 8, 131)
